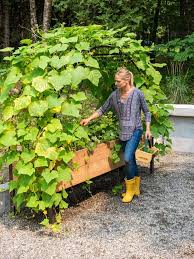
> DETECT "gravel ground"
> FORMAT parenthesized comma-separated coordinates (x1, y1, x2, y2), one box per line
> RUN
(0, 152, 193, 259)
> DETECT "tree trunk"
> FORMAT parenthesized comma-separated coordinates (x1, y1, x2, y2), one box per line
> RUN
(151, 0, 162, 43)
(43, 0, 52, 32)
(29, 0, 38, 42)
(3, 0, 10, 48)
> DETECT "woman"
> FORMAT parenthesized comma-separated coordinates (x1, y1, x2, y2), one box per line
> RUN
(80, 67, 152, 203)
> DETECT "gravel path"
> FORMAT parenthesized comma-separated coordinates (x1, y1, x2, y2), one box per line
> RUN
(0, 152, 193, 259)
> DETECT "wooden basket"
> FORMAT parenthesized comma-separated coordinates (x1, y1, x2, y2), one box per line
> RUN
(135, 146, 159, 164)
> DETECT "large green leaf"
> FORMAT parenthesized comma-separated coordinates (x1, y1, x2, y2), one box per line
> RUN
(71, 66, 87, 86)
(87, 69, 101, 86)
(61, 101, 80, 117)
(24, 127, 39, 141)
(70, 91, 87, 102)
(0, 130, 18, 147)
(32, 76, 50, 93)
(46, 119, 63, 133)
(34, 157, 48, 168)
(38, 56, 50, 70)
(75, 42, 90, 51)
(6, 151, 19, 165)
(46, 94, 64, 108)
(16, 161, 35, 176)
(4, 67, 22, 86)
(21, 150, 35, 164)
(57, 165, 72, 181)
(28, 100, 48, 117)
(2, 106, 15, 120)
(42, 169, 58, 184)
(26, 195, 39, 208)
(84, 57, 99, 68)
(59, 150, 74, 163)
(14, 96, 31, 111)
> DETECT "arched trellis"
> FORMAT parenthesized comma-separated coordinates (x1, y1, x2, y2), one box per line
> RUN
(0, 25, 173, 225)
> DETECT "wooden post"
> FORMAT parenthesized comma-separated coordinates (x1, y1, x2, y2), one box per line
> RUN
(9, 164, 16, 214)
(47, 207, 56, 224)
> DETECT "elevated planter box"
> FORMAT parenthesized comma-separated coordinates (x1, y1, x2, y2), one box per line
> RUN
(0, 182, 10, 216)
(169, 104, 194, 153)
(57, 140, 125, 191)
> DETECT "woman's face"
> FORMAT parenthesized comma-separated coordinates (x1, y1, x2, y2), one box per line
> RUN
(115, 74, 128, 89)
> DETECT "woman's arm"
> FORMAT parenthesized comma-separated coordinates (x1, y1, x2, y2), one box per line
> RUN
(139, 91, 152, 139)
(80, 93, 113, 126)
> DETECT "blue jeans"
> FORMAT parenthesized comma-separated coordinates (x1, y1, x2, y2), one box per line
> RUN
(120, 129, 143, 180)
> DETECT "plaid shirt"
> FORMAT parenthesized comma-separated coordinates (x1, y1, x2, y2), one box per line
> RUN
(97, 88, 151, 141)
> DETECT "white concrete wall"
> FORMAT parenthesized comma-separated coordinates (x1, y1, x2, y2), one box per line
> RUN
(169, 104, 194, 153)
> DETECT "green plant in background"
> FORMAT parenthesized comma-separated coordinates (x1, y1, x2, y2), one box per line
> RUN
(155, 32, 194, 104)
(81, 179, 93, 196)
(165, 74, 191, 104)
(0, 25, 173, 224)
(112, 184, 122, 195)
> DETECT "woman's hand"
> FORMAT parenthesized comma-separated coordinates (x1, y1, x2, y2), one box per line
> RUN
(145, 129, 152, 140)
(80, 118, 90, 126)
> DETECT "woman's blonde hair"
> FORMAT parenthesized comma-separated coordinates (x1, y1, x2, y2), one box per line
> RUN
(115, 67, 134, 86)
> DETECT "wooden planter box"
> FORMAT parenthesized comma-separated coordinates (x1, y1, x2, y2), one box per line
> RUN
(56, 140, 125, 191)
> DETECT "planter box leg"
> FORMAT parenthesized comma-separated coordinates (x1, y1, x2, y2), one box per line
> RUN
(9, 164, 16, 214)
(150, 158, 154, 174)
(47, 207, 56, 224)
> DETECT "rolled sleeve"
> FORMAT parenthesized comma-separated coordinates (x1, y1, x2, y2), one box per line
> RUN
(96, 93, 113, 116)
(139, 91, 151, 122)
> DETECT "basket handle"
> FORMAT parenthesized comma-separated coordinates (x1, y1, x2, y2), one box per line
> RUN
(144, 138, 153, 151)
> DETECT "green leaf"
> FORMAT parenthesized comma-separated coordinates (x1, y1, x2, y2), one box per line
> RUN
(16, 162, 35, 176)
(38, 56, 50, 70)
(75, 41, 90, 51)
(70, 91, 87, 102)
(46, 94, 64, 109)
(9, 180, 18, 192)
(40, 218, 49, 226)
(14, 96, 31, 111)
(62, 189, 68, 199)
(21, 150, 35, 163)
(61, 101, 80, 117)
(4, 67, 22, 86)
(48, 71, 67, 91)
(87, 69, 101, 86)
(6, 151, 19, 165)
(28, 100, 48, 117)
(0, 47, 14, 52)
(71, 66, 87, 86)
(0, 130, 18, 147)
(59, 150, 74, 163)
(24, 127, 39, 141)
(35, 142, 58, 161)
(60, 36, 78, 44)
(42, 181, 57, 196)
(13, 193, 25, 209)
(34, 157, 48, 168)
(32, 76, 50, 93)
(3, 106, 14, 120)
(47, 119, 63, 133)
(57, 165, 72, 182)
(20, 39, 32, 45)
(42, 169, 58, 184)
(75, 126, 89, 140)
(17, 185, 29, 194)
(146, 67, 162, 85)
(84, 57, 99, 68)
(26, 195, 38, 208)
(59, 200, 68, 209)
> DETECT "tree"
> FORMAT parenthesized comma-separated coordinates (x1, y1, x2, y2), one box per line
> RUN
(43, 0, 53, 32)
(29, 0, 38, 41)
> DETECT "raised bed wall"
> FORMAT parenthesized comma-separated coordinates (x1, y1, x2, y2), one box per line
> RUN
(169, 104, 194, 153)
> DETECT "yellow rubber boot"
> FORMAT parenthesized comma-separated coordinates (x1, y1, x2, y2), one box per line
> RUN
(134, 176, 140, 196)
(122, 176, 140, 197)
(122, 178, 135, 203)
